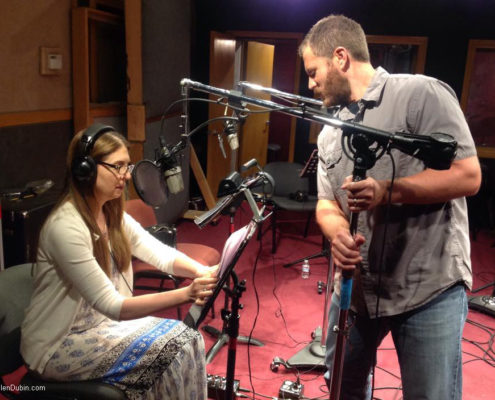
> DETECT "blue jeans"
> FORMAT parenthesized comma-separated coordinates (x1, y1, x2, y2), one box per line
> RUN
(325, 283, 467, 400)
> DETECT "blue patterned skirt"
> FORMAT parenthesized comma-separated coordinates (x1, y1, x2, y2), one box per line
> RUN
(43, 316, 207, 400)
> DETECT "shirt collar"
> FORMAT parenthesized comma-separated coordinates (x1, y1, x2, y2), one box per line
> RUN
(336, 67, 389, 121)
(361, 66, 389, 103)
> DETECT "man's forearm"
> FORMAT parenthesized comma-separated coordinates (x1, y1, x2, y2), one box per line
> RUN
(316, 199, 349, 241)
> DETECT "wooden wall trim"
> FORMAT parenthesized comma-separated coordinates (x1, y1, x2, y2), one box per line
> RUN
(0, 104, 122, 128)
(460, 39, 495, 111)
(90, 103, 124, 118)
(229, 31, 304, 40)
(127, 104, 145, 141)
(366, 35, 428, 74)
(0, 109, 72, 128)
(72, 7, 91, 132)
(125, 0, 143, 105)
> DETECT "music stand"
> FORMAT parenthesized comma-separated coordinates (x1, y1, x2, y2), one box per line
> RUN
(201, 198, 264, 364)
(183, 221, 259, 400)
(183, 171, 271, 400)
(299, 148, 319, 178)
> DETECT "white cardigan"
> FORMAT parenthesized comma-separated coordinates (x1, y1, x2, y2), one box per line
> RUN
(20, 201, 179, 374)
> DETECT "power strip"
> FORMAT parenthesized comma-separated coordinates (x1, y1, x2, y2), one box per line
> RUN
(278, 380, 304, 400)
(207, 374, 240, 399)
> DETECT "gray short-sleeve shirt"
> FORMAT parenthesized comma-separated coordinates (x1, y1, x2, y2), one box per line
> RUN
(317, 67, 476, 317)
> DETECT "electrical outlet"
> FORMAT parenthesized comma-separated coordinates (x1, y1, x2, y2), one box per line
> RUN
(278, 380, 304, 400)
(40, 47, 62, 75)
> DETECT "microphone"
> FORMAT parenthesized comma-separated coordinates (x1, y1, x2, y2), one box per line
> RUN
(157, 136, 185, 194)
(223, 120, 239, 151)
(216, 132, 227, 158)
(342, 120, 457, 171)
(391, 132, 457, 170)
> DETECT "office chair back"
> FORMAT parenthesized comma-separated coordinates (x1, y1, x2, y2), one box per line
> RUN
(264, 162, 310, 198)
(262, 162, 318, 253)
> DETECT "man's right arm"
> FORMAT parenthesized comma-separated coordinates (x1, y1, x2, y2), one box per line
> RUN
(316, 199, 363, 269)
(316, 199, 348, 241)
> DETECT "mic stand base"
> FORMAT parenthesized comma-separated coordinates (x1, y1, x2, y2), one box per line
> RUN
(283, 249, 329, 268)
(283, 236, 330, 269)
(203, 326, 264, 364)
(270, 327, 326, 372)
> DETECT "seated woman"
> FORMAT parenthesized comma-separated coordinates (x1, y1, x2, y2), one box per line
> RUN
(20, 125, 217, 399)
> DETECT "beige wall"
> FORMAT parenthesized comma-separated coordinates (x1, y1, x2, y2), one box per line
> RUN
(0, 1, 72, 114)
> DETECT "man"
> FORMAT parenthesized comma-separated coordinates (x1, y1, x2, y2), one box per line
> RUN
(299, 15, 481, 399)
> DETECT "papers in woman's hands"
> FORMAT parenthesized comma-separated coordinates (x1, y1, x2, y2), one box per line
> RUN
(183, 221, 256, 329)
(217, 221, 255, 278)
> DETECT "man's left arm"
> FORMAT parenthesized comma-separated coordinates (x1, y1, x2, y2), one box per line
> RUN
(345, 77, 482, 210)
(344, 155, 481, 211)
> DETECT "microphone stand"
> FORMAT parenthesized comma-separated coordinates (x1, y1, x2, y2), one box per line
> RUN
(329, 132, 377, 399)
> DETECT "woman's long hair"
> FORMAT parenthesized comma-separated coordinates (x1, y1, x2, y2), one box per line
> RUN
(51, 129, 132, 276)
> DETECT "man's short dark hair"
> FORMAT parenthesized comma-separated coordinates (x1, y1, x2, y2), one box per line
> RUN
(299, 14, 370, 62)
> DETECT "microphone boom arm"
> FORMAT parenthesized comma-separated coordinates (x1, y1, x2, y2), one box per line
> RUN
(180, 78, 457, 170)
(237, 81, 324, 107)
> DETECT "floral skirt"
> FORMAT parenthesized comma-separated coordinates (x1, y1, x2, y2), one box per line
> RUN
(43, 316, 207, 400)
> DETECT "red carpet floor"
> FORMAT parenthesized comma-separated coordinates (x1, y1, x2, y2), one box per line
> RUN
(2, 207, 494, 399)
(174, 207, 495, 400)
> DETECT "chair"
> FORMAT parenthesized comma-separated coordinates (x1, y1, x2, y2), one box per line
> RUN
(125, 199, 221, 319)
(262, 162, 318, 254)
(0, 264, 127, 400)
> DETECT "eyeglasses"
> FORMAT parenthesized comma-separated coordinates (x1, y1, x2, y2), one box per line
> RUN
(98, 161, 135, 175)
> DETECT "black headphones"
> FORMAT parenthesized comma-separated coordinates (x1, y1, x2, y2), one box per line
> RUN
(71, 123, 115, 183)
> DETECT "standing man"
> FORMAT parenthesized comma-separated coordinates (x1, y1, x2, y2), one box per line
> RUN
(299, 15, 481, 399)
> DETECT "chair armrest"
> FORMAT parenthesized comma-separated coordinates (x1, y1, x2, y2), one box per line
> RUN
(146, 224, 177, 248)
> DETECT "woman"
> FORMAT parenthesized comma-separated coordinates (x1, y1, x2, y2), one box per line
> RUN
(21, 125, 217, 399)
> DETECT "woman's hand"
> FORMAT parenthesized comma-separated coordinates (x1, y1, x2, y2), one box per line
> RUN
(187, 276, 218, 306)
(196, 264, 220, 279)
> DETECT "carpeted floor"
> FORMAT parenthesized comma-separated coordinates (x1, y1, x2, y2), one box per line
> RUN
(2, 206, 494, 400)
(174, 206, 495, 400)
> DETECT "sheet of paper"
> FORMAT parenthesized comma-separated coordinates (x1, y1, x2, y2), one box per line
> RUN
(218, 221, 254, 278)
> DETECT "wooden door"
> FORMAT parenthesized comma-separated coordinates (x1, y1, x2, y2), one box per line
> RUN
(240, 41, 274, 169)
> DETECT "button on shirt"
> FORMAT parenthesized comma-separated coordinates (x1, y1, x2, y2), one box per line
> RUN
(317, 67, 476, 317)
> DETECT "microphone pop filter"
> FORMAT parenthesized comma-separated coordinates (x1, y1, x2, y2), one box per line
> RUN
(132, 160, 168, 208)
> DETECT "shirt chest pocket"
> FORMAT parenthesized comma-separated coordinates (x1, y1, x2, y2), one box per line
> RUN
(321, 147, 343, 171)
(319, 147, 349, 207)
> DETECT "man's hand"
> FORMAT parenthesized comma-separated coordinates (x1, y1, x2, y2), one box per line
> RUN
(331, 227, 365, 271)
(341, 175, 388, 212)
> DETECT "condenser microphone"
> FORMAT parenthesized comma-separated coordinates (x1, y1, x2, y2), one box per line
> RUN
(223, 120, 239, 151)
(158, 136, 184, 194)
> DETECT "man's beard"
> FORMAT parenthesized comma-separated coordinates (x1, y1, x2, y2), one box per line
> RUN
(319, 67, 352, 108)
